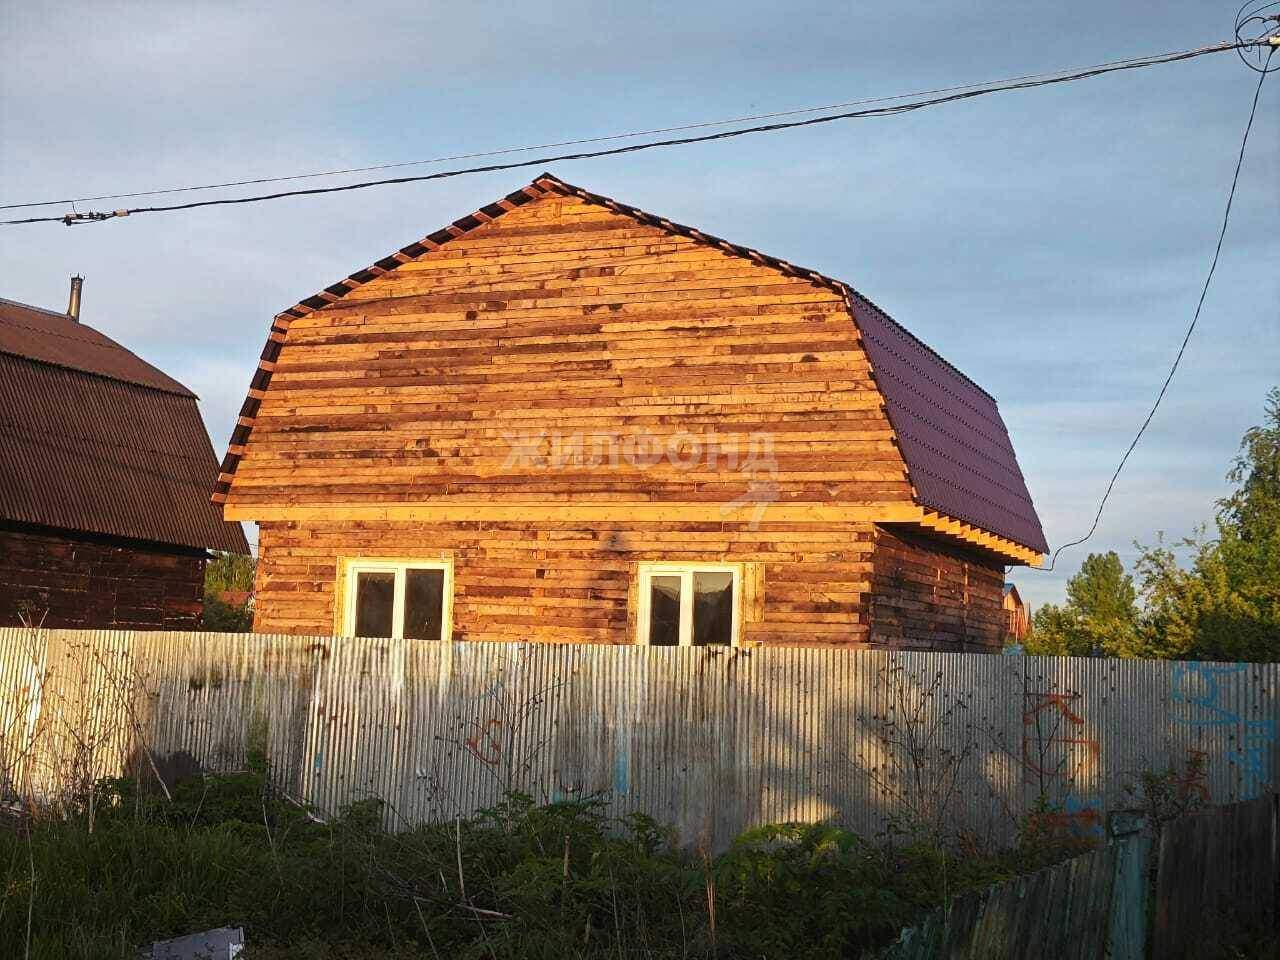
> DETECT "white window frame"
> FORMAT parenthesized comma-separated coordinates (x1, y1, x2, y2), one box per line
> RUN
(636, 562, 742, 647)
(340, 558, 454, 640)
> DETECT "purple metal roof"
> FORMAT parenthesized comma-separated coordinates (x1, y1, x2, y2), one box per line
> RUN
(848, 293, 1049, 554)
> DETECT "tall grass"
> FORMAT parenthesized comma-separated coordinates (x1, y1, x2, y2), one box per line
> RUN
(0, 766, 1089, 959)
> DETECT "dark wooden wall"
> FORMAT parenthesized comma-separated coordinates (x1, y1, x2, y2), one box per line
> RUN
(0, 525, 205, 630)
(868, 526, 1006, 650)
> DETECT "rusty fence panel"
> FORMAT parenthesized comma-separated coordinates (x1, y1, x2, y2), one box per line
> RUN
(0, 629, 1276, 849)
(1152, 793, 1279, 959)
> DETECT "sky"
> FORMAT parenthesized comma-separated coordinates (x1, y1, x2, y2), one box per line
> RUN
(1, 1, 1276, 608)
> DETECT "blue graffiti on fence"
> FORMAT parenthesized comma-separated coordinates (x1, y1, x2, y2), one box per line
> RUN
(1170, 662, 1275, 799)
(1063, 791, 1104, 840)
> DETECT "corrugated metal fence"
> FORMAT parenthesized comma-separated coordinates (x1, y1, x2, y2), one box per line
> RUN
(1, 629, 1276, 848)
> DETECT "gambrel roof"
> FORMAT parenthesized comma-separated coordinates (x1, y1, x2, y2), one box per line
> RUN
(1, 297, 250, 553)
(215, 173, 1047, 557)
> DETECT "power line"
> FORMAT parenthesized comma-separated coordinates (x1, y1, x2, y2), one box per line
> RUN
(1039, 46, 1273, 573)
(1, 43, 1247, 213)
(2, 37, 1262, 228)
(1235, 0, 1280, 71)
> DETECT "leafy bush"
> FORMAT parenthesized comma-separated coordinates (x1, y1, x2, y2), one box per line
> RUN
(201, 595, 254, 632)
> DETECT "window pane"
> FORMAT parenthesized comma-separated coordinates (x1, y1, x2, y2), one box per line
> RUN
(648, 575, 682, 646)
(405, 568, 446, 640)
(693, 571, 734, 646)
(354, 571, 395, 637)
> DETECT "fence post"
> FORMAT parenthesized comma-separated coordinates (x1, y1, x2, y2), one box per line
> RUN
(1105, 815, 1150, 960)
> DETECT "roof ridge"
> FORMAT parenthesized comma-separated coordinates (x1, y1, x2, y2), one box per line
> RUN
(0, 340, 195, 398)
(0, 296, 72, 319)
(0, 299, 195, 398)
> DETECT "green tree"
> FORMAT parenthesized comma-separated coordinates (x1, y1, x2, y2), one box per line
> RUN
(1025, 551, 1139, 656)
(202, 550, 257, 632)
(205, 550, 256, 595)
(1026, 602, 1083, 655)
(1135, 387, 1280, 661)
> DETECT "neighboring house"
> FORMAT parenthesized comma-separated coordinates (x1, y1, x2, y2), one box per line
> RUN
(1003, 584, 1031, 642)
(216, 174, 1048, 650)
(216, 590, 254, 609)
(0, 283, 250, 629)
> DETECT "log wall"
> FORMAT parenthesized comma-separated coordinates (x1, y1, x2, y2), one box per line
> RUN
(870, 526, 1006, 650)
(225, 193, 912, 509)
(232, 192, 1009, 648)
(0, 525, 205, 629)
(254, 517, 881, 645)
(254, 519, 1005, 650)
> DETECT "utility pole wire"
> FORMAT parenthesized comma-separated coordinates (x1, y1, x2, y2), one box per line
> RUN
(1039, 47, 1272, 573)
(0, 40, 1252, 213)
(0, 37, 1261, 227)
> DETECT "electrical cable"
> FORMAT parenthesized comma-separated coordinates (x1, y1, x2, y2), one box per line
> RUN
(1, 37, 1260, 227)
(0, 55, 1204, 212)
(3, 41, 1265, 213)
(1235, 0, 1280, 71)
(1037, 46, 1272, 572)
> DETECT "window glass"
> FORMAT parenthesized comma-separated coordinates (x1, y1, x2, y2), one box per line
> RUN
(648, 575, 682, 646)
(354, 571, 395, 637)
(693, 571, 734, 646)
(404, 568, 446, 640)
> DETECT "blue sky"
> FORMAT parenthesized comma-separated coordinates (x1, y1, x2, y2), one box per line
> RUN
(2, 1, 1276, 608)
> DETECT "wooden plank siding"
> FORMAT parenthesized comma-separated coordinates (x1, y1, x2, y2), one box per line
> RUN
(230, 192, 1012, 648)
(870, 526, 1006, 650)
(254, 518, 882, 644)
(224, 195, 913, 509)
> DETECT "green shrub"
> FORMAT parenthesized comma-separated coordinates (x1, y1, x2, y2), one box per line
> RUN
(201, 595, 254, 632)
(0, 777, 1089, 960)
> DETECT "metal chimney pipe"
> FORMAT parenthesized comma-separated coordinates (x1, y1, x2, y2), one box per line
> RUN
(67, 275, 83, 322)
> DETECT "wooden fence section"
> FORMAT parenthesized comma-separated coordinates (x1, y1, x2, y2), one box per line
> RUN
(881, 835, 1150, 960)
(1153, 794, 1279, 958)
(1, 629, 1277, 848)
(886, 795, 1279, 960)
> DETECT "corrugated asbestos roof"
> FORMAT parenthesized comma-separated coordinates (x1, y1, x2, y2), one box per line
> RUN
(0, 299, 249, 553)
(217, 173, 1046, 555)
(0, 297, 193, 396)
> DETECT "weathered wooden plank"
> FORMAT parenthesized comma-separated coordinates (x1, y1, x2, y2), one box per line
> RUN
(1153, 794, 1278, 958)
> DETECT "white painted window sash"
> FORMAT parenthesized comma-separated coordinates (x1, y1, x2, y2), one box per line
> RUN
(636, 562, 741, 647)
(342, 559, 452, 640)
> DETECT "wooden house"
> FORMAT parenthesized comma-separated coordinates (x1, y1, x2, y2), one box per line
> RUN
(216, 175, 1047, 650)
(0, 285, 249, 629)
(1002, 584, 1031, 643)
